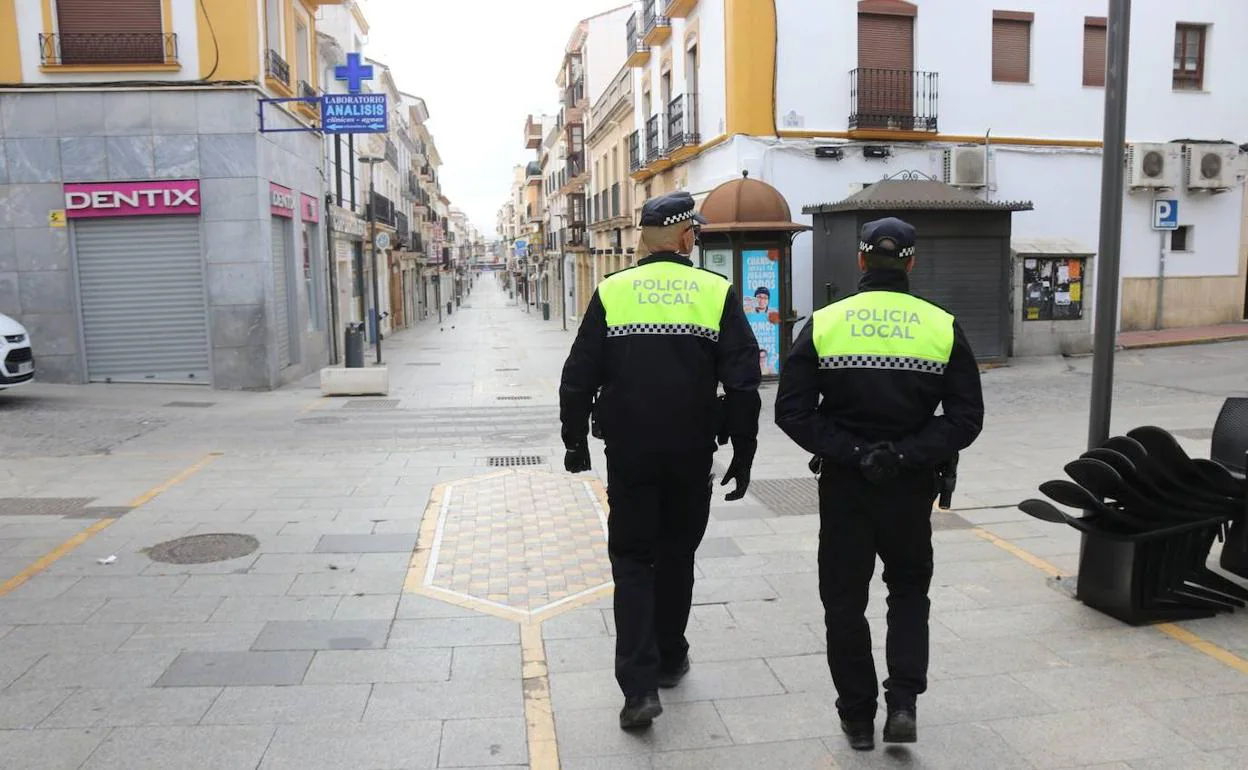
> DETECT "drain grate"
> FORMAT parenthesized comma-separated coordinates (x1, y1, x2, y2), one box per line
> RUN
(487, 455, 544, 467)
(343, 399, 400, 410)
(495, 368, 519, 372)
(164, 401, 216, 408)
(496, 396, 532, 401)
(144, 533, 260, 564)
(745, 478, 971, 528)
(297, 416, 348, 425)
(0, 497, 95, 517)
(406, 362, 441, 367)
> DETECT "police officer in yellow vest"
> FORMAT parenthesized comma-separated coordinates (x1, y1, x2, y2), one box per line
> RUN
(776, 217, 983, 751)
(560, 191, 762, 730)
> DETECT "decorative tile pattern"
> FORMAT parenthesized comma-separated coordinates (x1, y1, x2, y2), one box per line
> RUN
(424, 470, 611, 618)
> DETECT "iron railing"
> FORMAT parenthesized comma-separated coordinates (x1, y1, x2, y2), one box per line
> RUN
(628, 130, 641, 172)
(408, 171, 420, 198)
(411, 232, 424, 253)
(848, 68, 939, 132)
(565, 150, 585, 181)
(569, 193, 586, 227)
(266, 49, 290, 85)
(645, 114, 663, 163)
(626, 13, 648, 58)
(367, 193, 396, 227)
(395, 212, 410, 245)
(643, 1, 668, 36)
(298, 80, 316, 100)
(39, 32, 178, 66)
(384, 138, 399, 168)
(666, 93, 700, 151)
(564, 227, 587, 248)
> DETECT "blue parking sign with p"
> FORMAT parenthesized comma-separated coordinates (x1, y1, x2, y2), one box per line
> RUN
(1152, 199, 1178, 231)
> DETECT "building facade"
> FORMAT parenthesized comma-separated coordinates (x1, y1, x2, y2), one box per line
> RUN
(0, 0, 344, 389)
(585, 64, 639, 313)
(625, 0, 1247, 337)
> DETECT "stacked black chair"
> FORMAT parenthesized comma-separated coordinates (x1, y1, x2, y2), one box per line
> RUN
(1210, 398, 1248, 579)
(1018, 422, 1248, 625)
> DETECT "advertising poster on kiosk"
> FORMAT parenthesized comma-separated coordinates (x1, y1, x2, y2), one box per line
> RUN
(742, 248, 781, 376)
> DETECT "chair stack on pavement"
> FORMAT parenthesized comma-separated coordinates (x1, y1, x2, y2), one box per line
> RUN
(1018, 398, 1248, 625)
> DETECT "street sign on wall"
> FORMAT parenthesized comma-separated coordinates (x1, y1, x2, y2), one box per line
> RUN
(1152, 198, 1179, 230)
(323, 94, 388, 134)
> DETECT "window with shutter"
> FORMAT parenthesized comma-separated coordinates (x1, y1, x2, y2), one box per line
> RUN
(53, 0, 165, 65)
(991, 12, 1032, 84)
(1083, 17, 1106, 87)
(1173, 23, 1207, 91)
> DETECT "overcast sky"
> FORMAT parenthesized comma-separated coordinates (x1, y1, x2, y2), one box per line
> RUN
(360, 0, 625, 236)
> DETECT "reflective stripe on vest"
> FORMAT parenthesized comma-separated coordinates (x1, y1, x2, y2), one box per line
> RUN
(598, 261, 730, 341)
(813, 291, 954, 374)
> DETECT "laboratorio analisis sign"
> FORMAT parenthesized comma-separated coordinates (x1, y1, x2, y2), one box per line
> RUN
(322, 93, 388, 134)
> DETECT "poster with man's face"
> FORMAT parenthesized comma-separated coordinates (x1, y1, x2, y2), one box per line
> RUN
(742, 249, 780, 376)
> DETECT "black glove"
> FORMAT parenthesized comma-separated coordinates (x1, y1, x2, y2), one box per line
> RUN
(859, 442, 902, 486)
(720, 437, 757, 501)
(564, 442, 591, 474)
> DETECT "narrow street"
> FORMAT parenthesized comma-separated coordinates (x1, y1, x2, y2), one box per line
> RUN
(1, 278, 1247, 769)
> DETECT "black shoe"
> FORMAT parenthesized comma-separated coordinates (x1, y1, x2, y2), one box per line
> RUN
(883, 708, 917, 743)
(840, 718, 875, 751)
(657, 658, 691, 689)
(619, 692, 663, 730)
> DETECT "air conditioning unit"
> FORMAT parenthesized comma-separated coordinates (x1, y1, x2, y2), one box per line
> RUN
(943, 146, 986, 188)
(1184, 143, 1238, 191)
(1125, 143, 1180, 190)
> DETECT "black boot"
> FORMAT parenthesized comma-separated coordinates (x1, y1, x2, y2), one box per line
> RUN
(883, 708, 917, 743)
(657, 658, 691, 689)
(619, 692, 663, 730)
(840, 718, 875, 751)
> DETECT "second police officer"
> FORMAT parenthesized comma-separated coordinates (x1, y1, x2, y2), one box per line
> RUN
(775, 217, 984, 751)
(559, 191, 762, 731)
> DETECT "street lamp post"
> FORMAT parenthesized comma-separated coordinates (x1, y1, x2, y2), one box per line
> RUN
(359, 156, 384, 365)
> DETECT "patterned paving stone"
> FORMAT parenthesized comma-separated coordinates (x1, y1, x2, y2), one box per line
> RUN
(420, 470, 612, 620)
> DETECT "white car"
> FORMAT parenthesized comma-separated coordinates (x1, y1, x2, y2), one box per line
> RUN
(0, 312, 34, 389)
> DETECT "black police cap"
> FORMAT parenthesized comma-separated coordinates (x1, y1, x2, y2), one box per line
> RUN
(639, 191, 708, 228)
(859, 217, 916, 259)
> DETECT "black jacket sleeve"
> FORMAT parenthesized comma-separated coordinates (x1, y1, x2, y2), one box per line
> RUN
(558, 290, 607, 447)
(895, 321, 984, 467)
(715, 287, 762, 440)
(774, 321, 866, 464)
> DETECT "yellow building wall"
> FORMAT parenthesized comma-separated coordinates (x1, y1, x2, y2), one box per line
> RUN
(199, 0, 260, 81)
(723, 0, 776, 137)
(0, 0, 20, 82)
(1121, 275, 1246, 331)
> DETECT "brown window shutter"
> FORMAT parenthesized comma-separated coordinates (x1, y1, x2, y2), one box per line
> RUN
(57, 0, 161, 34)
(992, 18, 1031, 83)
(1083, 23, 1106, 87)
(858, 13, 914, 70)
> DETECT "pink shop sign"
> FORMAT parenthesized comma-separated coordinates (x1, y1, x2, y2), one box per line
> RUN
(300, 193, 320, 223)
(64, 179, 201, 219)
(270, 183, 296, 218)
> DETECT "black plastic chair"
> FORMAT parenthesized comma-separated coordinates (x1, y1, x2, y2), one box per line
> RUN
(1211, 397, 1248, 478)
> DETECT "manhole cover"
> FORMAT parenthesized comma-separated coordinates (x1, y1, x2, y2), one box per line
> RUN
(145, 533, 260, 564)
(297, 416, 347, 425)
(487, 455, 544, 467)
(747, 478, 819, 516)
(343, 399, 400, 409)
(0, 497, 94, 517)
(497, 396, 532, 401)
(164, 401, 216, 408)
(406, 362, 441, 367)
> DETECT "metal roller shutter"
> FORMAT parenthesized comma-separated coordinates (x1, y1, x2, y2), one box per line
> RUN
(75, 217, 210, 384)
(57, 0, 162, 33)
(909, 239, 1008, 360)
(992, 19, 1032, 83)
(271, 218, 293, 368)
(1083, 20, 1107, 87)
(857, 13, 915, 124)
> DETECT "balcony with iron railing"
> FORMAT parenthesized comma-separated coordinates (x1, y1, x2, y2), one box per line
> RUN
(564, 151, 586, 188)
(411, 232, 424, 253)
(395, 212, 410, 245)
(667, 0, 697, 17)
(848, 68, 939, 134)
(38, 32, 178, 67)
(625, 13, 650, 67)
(563, 226, 587, 249)
(408, 171, 421, 199)
(563, 78, 585, 109)
(666, 93, 700, 157)
(645, 115, 663, 164)
(628, 130, 642, 173)
(642, 1, 672, 46)
(367, 193, 396, 227)
(266, 49, 290, 86)
(384, 139, 400, 168)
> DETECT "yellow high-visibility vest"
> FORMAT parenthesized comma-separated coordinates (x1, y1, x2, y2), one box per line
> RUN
(813, 291, 954, 374)
(598, 261, 730, 341)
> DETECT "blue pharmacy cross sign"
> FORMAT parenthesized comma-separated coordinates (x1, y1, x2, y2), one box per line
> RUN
(335, 53, 373, 94)
(1152, 198, 1179, 231)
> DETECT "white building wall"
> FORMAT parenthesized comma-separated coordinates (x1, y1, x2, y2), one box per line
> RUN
(586, 7, 631, 105)
(692, 1, 725, 139)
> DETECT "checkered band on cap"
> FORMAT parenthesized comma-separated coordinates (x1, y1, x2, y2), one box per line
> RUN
(818, 354, 945, 374)
(661, 209, 698, 226)
(859, 241, 915, 258)
(607, 322, 719, 342)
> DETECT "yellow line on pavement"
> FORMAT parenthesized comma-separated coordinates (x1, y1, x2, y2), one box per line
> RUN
(126, 452, 222, 508)
(1, 452, 223, 598)
(521, 622, 561, 770)
(970, 526, 1248, 674)
(0, 518, 116, 598)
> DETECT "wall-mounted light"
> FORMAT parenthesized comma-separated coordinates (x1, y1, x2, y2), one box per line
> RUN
(815, 146, 844, 160)
(862, 145, 891, 159)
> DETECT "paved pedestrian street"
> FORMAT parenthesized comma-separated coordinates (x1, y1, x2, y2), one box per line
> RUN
(1, 278, 1246, 770)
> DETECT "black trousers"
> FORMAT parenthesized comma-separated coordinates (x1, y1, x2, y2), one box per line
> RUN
(818, 465, 937, 721)
(605, 447, 714, 697)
